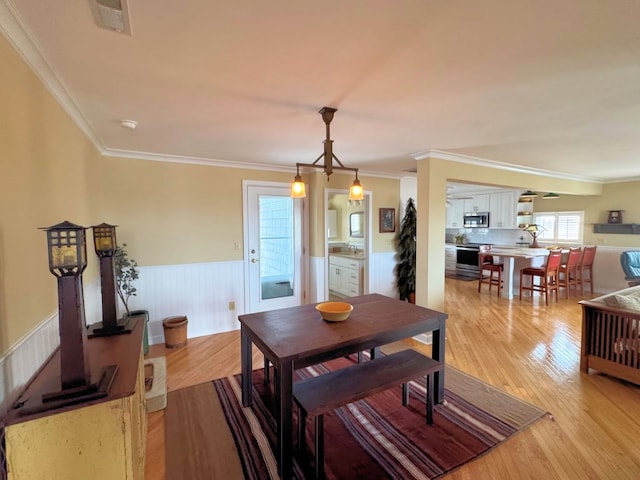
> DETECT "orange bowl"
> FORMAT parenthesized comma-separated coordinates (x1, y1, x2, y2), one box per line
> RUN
(315, 301, 353, 322)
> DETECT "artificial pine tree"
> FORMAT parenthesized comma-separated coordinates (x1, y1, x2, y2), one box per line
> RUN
(394, 198, 417, 302)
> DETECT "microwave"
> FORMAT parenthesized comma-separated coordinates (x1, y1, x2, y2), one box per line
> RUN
(463, 212, 490, 228)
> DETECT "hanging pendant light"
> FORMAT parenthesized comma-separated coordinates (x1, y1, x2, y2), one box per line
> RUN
(291, 107, 363, 198)
(291, 165, 306, 198)
(349, 173, 363, 201)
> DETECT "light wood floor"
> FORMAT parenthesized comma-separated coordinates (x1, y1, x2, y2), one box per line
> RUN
(144, 279, 640, 480)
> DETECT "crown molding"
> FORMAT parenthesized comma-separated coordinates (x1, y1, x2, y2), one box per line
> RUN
(103, 147, 404, 179)
(411, 149, 605, 184)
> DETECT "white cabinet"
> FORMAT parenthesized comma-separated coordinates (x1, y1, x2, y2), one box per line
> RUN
(489, 191, 517, 229)
(329, 255, 363, 297)
(463, 194, 490, 213)
(445, 245, 457, 274)
(446, 199, 465, 228)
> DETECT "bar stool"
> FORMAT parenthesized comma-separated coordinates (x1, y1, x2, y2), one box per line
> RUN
(478, 250, 502, 297)
(519, 250, 562, 305)
(577, 246, 597, 296)
(558, 247, 582, 298)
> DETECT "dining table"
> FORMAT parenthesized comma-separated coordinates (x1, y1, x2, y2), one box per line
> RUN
(489, 247, 551, 298)
(239, 293, 448, 480)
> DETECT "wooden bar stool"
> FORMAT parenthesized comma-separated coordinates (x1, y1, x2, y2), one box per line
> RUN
(558, 247, 582, 298)
(478, 250, 503, 297)
(577, 246, 597, 296)
(519, 250, 562, 305)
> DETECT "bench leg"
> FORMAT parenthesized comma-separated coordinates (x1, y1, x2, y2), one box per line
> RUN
(370, 347, 380, 359)
(264, 358, 270, 383)
(298, 407, 307, 455)
(315, 415, 325, 480)
(426, 373, 434, 425)
(402, 382, 409, 406)
(357, 351, 363, 363)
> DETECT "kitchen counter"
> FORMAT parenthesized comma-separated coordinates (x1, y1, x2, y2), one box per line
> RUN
(330, 252, 366, 260)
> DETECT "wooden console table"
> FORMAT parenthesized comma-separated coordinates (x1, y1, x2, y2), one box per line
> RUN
(5, 319, 147, 480)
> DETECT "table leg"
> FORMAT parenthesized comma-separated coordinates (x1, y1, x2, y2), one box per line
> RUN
(432, 320, 446, 403)
(276, 361, 293, 479)
(241, 326, 253, 407)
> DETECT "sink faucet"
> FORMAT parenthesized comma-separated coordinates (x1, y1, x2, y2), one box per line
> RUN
(349, 245, 359, 255)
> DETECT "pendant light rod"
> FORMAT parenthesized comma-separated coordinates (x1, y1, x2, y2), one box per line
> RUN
(291, 106, 363, 200)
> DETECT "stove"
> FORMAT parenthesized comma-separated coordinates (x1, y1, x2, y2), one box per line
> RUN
(455, 244, 492, 277)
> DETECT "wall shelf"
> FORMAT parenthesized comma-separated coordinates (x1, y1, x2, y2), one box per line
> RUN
(593, 223, 640, 234)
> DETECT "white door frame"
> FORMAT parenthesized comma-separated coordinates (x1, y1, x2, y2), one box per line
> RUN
(324, 188, 373, 299)
(242, 180, 309, 313)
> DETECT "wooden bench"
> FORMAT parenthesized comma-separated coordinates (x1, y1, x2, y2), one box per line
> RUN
(293, 349, 442, 479)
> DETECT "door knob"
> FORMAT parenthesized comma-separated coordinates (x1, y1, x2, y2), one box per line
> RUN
(251, 258, 259, 263)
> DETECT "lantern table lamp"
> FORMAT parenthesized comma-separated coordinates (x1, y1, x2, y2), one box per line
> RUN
(88, 223, 134, 337)
(35, 221, 117, 409)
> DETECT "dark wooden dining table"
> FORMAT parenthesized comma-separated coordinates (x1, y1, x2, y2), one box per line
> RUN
(239, 293, 448, 479)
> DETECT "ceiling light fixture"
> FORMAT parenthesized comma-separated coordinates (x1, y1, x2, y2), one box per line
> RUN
(543, 192, 560, 199)
(519, 190, 538, 198)
(120, 119, 137, 130)
(290, 107, 364, 201)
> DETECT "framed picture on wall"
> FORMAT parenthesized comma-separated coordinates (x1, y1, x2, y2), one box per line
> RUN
(379, 208, 395, 233)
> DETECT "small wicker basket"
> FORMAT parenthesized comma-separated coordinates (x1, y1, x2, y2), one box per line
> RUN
(162, 316, 188, 348)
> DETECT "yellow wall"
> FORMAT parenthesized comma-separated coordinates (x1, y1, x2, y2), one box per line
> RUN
(533, 181, 640, 248)
(0, 32, 402, 353)
(0, 34, 98, 350)
(90, 156, 292, 266)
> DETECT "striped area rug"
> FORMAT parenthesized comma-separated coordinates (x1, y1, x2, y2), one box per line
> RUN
(166, 358, 547, 480)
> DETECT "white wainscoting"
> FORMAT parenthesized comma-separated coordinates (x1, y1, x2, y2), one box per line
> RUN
(592, 245, 633, 294)
(2, 246, 625, 407)
(0, 281, 101, 407)
(126, 260, 245, 345)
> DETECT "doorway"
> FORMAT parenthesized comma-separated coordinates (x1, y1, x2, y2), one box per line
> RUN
(325, 189, 371, 300)
(243, 181, 304, 313)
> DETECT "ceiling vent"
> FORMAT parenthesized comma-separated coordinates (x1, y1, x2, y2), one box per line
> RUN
(89, 0, 132, 35)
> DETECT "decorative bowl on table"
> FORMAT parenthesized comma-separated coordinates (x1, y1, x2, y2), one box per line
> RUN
(315, 301, 353, 322)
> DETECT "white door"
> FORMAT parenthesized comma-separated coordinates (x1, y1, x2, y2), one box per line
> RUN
(244, 182, 303, 313)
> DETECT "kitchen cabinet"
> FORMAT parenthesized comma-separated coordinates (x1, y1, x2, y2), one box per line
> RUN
(329, 254, 364, 297)
(446, 199, 465, 228)
(5, 320, 147, 480)
(445, 245, 457, 274)
(489, 191, 517, 229)
(463, 194, 490, 214)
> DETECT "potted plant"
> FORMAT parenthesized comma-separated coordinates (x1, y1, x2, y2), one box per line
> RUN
(114, 243, 139, 314)
(114, 243, 149, 354)
(395, 198, 417, 303)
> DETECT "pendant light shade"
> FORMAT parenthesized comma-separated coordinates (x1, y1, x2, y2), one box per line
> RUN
(291, 167, 306, 198)
(349, 175, 364, 201)
(543, 192, 559, 199)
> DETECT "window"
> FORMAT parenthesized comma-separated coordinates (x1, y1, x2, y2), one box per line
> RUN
(533, 211, 583, 245)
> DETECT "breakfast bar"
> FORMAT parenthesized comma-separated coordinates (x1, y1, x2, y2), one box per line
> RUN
(489, 247, 550, 298)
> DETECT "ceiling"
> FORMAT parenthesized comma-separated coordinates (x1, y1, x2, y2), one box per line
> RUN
(3, 0, 640, 182)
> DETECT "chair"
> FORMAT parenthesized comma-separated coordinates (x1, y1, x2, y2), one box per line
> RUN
(558, 247, 582, 298)
(519, 250, 563, 305)
(577, 246, 597, 296)
(478, 247, 502, 297)
(620, 250, 640, 287)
